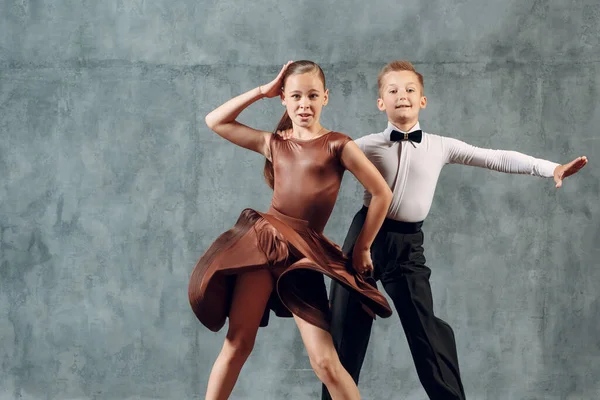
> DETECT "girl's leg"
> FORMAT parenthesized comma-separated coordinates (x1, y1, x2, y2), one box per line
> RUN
(293, 314, 361, 400)
(205, 269, 274, 400)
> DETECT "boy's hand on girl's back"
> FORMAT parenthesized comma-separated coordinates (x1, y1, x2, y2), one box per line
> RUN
(276, 128, 294, 140)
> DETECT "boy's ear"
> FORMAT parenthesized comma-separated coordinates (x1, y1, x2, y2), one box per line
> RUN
(377, 97, 386, 111)
(420, 96, 427, 108)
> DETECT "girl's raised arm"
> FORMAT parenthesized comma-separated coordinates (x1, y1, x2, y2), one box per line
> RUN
(205, 61, 293, 160)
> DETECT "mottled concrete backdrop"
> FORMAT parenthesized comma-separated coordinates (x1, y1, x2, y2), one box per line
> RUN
(1, 0, 599, 399)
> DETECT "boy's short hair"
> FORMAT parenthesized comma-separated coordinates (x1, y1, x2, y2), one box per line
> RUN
(377, 60, 424, 97)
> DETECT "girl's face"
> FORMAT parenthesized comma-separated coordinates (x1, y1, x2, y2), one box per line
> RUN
(281, 71, 328, 129)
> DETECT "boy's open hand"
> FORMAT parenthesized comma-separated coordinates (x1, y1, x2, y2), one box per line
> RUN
(554, 156, 588, 188)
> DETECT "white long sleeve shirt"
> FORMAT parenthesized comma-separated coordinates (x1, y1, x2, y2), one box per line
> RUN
(355, 122, 559, 222)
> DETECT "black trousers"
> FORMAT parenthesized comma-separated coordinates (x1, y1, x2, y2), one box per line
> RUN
(323, 207, 466, 400)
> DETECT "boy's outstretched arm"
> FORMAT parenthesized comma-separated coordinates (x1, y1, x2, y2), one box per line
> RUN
(444, 137, 588, 188)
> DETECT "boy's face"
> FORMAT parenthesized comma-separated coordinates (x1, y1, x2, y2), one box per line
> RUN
(377, 70, 427, 126)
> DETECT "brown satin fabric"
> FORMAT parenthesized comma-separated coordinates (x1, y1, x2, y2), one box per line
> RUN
(270, 132, 349, 233)
(188, 132, 392, 332)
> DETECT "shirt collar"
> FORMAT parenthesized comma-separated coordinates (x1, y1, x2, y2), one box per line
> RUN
(383, 121, 422, 142)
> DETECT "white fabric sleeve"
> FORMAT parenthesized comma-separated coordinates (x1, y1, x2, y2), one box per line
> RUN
(443, 137, 559, 178)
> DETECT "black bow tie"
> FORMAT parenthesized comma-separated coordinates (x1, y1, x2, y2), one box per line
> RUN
(390, 129, 423, 143)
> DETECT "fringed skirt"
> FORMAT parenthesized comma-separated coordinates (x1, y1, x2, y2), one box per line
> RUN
(188, 207, 392, 332)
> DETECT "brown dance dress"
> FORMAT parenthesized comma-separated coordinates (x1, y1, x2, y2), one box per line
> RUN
(188, 131, 392, 332)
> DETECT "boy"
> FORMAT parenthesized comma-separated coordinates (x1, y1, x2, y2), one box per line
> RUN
(320, 61, 588, 399)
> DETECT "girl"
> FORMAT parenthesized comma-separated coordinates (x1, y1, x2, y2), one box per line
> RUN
(189, 60, 393, 400)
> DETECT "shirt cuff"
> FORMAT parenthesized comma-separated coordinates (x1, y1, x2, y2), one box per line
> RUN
(534, 159, 560, 178)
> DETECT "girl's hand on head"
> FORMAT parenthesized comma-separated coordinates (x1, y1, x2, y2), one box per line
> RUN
(259, 61, 293, 98)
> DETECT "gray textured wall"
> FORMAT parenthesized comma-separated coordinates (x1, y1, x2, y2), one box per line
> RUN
(1, 0, 599, 399)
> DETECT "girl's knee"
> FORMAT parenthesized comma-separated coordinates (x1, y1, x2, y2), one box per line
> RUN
(309, 351, 342, 385)
(223, 332, 255, 361)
